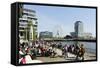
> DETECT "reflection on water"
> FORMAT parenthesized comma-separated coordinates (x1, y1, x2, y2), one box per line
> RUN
(56, 41, 96, 54)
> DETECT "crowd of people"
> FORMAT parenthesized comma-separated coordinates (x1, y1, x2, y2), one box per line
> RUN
(19, 40, 85, 64)
(61, 44, 85, 60)
(19, 40, 59, 64)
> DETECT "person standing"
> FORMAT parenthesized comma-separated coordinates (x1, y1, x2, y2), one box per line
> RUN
(75, 44, 85, 61)
(79, 44, 85, 60)
(64, 45, 68, 59)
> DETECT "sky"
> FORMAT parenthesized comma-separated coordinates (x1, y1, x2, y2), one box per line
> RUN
(24, 4, 96, 37)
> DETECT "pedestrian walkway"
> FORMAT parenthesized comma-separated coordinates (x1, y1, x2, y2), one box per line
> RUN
(35, 47, 96, 62)
(19, 43, 96, 63)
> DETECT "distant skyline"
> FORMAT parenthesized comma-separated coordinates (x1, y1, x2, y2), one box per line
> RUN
(24, 4, 96, 37)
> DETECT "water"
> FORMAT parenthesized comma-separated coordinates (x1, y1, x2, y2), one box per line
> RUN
(55, 41, 96, 54)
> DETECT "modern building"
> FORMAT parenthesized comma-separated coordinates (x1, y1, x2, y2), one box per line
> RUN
(39, 31, 53, 39)
(19, 4, 23, 18)
(19, 8, 38, 41)
(70, 21, 92, 39)
(74, 21, 84, 37)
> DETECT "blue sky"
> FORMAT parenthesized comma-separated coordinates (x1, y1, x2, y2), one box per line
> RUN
(24, 4, 96, 37)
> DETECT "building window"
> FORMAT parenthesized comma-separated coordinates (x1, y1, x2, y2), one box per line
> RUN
(20, 32, 23, 36)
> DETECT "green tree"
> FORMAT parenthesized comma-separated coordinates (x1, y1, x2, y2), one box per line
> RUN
(27, 20, 36, 41)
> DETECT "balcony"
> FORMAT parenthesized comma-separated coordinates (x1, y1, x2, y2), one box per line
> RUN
(23, 10, 36, 15)
(27, 16, 37, 20)
(19, 21, 27, 24)
(19, 18, 28, 21)
(19, 25, 27, 28)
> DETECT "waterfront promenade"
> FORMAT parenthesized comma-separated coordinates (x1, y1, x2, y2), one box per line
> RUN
(19, 40, 96, 64)
(24, 47, 96, 63)
(36, 48, 96, 62)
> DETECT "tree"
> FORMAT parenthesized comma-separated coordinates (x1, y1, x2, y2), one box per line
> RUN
(27, 20, 36, 41)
